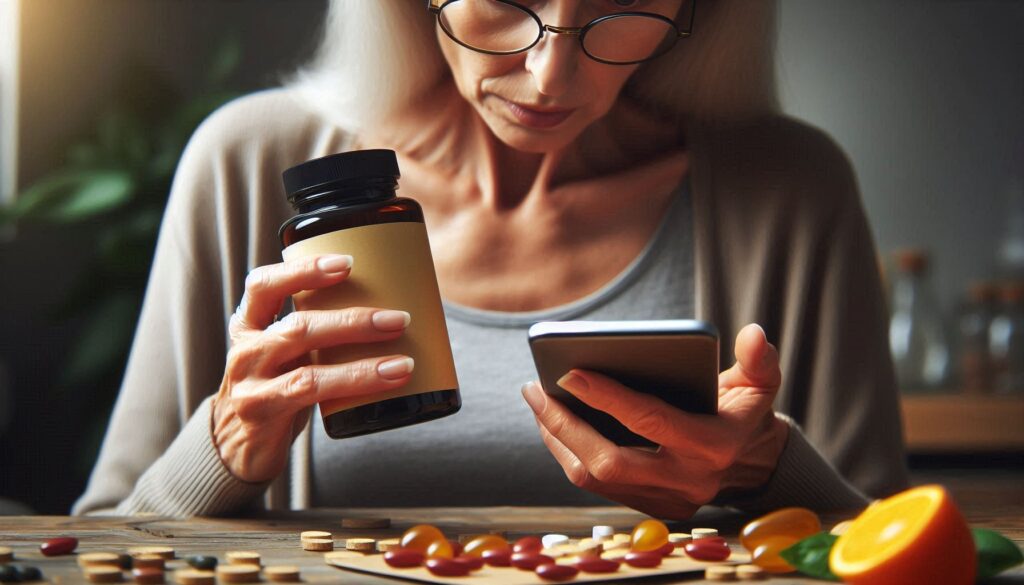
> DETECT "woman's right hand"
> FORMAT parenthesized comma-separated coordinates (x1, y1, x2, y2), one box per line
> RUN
(211, 254, 414, 483)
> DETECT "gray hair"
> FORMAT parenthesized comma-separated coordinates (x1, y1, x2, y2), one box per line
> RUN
(289, 0, 778, 133)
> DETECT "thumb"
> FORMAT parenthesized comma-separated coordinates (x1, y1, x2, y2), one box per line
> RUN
(720, 324, 782, 389)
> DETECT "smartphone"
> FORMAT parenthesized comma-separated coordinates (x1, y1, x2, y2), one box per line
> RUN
(528, 319, 719, 447)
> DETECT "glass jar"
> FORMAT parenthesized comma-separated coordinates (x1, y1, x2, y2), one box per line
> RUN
(279, 149, 460, 438)
(989, 281, 1024, 395)
(888, 249, 951, 392)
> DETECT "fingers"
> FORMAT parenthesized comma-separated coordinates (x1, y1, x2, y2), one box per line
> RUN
(718, 323, 782, 391)
(231, 354, 414, 421)
(255, 307, 410, 372)
(231, 254, 353, 335)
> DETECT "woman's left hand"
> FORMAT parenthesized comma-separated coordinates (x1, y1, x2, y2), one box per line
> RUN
(522, 323, 790, 519)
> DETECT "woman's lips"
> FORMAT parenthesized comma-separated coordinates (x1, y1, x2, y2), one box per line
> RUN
(502, 98, 575, 129)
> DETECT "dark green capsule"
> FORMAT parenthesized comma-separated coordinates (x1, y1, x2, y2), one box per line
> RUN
(0, 565, 18, 583)
(187, 556, 218, 570)
(14, 566, 42, 582)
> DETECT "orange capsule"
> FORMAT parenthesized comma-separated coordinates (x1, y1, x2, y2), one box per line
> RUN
(426, 539, 454, 559)
(462, 535, 509, 557)
(751, 535, 801, 574)
(400, 525, 447, 555)
(630, 519, 670, 552)
(740, 507, 821, 552)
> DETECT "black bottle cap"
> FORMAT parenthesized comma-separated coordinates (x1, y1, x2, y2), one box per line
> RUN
(282, 149, 400, 202)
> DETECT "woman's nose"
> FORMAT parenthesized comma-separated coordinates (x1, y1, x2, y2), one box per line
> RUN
(524, 30, 579, 98)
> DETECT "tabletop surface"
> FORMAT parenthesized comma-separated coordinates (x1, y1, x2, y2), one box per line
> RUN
(2, 471, 1022, 584)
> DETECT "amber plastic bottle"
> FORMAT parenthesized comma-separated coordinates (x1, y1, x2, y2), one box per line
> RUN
(279, 150, 460, 439)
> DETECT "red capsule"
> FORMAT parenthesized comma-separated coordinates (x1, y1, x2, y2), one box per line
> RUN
(653, 542, 676, 557)
(384, 548, 425, 568)
(425, 557, 471, 577)
(40, 537, 78, 556)
(511, 553, 554, 570)
(575, 558, 621, 573)
(512, 536, 543, 554)
(683, 538, 731, 562)
(453, 555, 484, 571)
(481, 548, 512, 567)
(624, 550, 663, 568)
(535, 563, 579, 582)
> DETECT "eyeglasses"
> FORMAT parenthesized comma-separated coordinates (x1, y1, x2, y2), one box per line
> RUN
(427, 0, 695, 66)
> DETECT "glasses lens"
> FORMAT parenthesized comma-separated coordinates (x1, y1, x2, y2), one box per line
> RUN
(582, 15, 677, 64)
(439, 0, 540, 54)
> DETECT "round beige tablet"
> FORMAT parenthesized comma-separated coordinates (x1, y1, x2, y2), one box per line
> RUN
(172, 570, 215, 585)
(600, 548, 629, 561)
(376, 538, 401, 553)
(79, 552, 123, 568)
(264, 565, 301, 583)
(301, 538, 334, 552)
(612, 533, 632, 544)
(0, 546, 13, 563)
(216, 565, 260, 584)
(128, 547, 175, 560)
(735, 564, 768, 580)
(668, 532, 692, 545)
(691, 528, 719, 540)
(601, 538, 629, 552)
(132, 554, 165, 570)
(341, 517, 390, 529)
(300, 530, 332, 542)
(85, 567, 125, 583)
(705, 565, 737, 581)
(344, 538, 376, 552)
(830, 520, 854, 535)
(576, 540, 603, 558)
(225, 551, 261, 566)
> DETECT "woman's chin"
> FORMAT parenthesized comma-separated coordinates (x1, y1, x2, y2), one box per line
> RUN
(486, 117, 583, 154)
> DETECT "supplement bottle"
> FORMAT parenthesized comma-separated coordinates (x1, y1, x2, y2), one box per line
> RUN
(279, 149, 460, 438)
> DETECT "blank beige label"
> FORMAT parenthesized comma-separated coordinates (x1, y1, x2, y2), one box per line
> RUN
(282, 222, 458, 417)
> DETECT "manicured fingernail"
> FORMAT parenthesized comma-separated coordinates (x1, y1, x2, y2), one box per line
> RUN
(378, 356, 414, 379)
(317, 254, 353, 273)
(557, 372, 588, 393)
(521, 382, 545, 414)
(372, 310, 410, 331)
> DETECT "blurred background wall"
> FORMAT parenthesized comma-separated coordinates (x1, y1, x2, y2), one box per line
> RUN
(1, 0, 1021, 513)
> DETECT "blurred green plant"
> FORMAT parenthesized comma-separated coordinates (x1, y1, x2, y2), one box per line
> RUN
(0, 34, 243, 468)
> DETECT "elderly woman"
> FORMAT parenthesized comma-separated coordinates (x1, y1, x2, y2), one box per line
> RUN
(75, 0, 907, 517)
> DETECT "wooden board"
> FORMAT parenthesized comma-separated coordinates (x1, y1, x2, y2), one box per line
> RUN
(327, 548, 752, 585)
(901, 394, 1024, 452)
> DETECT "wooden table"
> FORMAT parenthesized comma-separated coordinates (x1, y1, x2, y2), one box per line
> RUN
(2, 473, 1022, 584)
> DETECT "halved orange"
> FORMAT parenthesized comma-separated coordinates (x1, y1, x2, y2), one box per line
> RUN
(830, 485, 975, 585)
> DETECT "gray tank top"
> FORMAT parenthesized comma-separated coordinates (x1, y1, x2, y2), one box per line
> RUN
(310, 182, 695, 506)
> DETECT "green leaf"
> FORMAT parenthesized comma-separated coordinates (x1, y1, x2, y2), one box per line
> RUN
(14, 169, 135, 222)
(780, 532, 840, 581)
(973, 528, 1024, 579)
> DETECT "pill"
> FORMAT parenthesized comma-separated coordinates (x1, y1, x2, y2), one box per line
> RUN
(668, 532, 691, 545)
(215, 565, 260, 584)
(185, 556, 217, 571)
(576, 540, 602, 558)
(41, 537, 78, 556)
(425, 539, 453, 559)
(612, 533, 632, 544)
(600, 548, 629, 561)
(133, 555, 165, 570)
(624, 550, 662, 568)
(341, 517, 390, 529)
(345, 538, 376, 553)
(0, 547, 12, 563)
(512, 536, 543, 554)
(264, 565, 301, 583)
(301, 538, 334, 552)
(127, 547, 174, 560)
(299, 530, 332, 542)
(591, 525, 614, 541)
(541, 534, 569, 549)
(0, 566, 17, 583)
(15, 566, 42, 582)
(225, 551, 260, 566)
(511, 553, 554, 570)
(132, 567, 165, 585)
(705, 565, 737, 581)
(482, 548, 512, 567)
(684, 538, 731, 562)
(462, 535, 507, 557)
(691, 528, 719, 540)
(575, 557, 620, 573)
(736, 564, 768, 580)
(80, 553, 123, 568)
(172, 569, 214, 585)
(376, 538, 401, 553)
(453, 555, 485, 571)
(543, 544, 580, 558)
(631, 519, 670, 552)
(400, 525, 446, 554)
(425, 557, 470, 577)
(384, 549, 424, 568)
(535, 562, 579, 582)
(85, 567, 124, 583)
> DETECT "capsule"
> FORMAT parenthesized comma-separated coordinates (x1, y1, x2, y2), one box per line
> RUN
(41, 537, 78, 556)
(624, 551, 663, 568)
(535, 563, 579, 582)
(425, 558, 470, 577)
(384, 549, 424, 569)
(684, 538, 731, 562)
(575, 558, 620, 574)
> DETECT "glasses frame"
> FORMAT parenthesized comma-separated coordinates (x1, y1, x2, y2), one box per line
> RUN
(427, 0, 696, 66)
